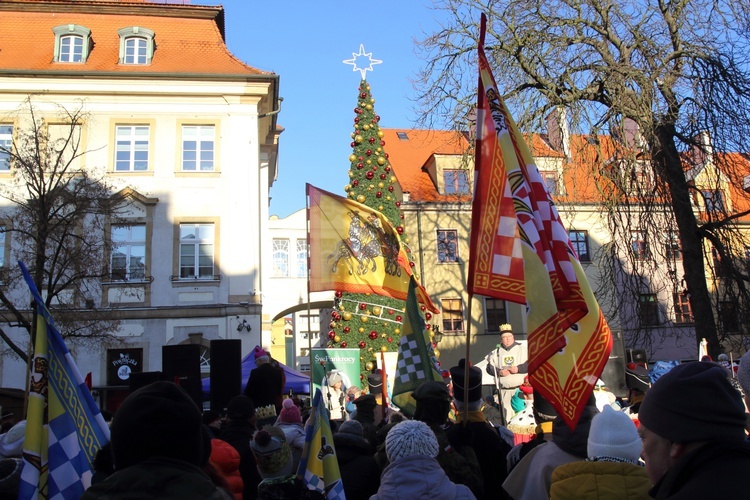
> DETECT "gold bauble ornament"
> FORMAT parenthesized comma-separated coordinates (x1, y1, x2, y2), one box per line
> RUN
(361, 316, 369, 323)
(378, 205, 384, 211)
(381, 346, 388, 352)
(433, 349, 441, 357)
(390, 176, 397, 183)
(344, 185, 351, 192)
(334, 335, 341, 343)
(377, 157, 386, 166)
(378, 182, 384, 188)
(363, 124, 370, 131)
(394, 328, 401, 334)
(429, 331, 435, 338)
(378, 130, 384, 138)
(357, 195, 366, 203)
(366, 104, 373, 110)
(370, 98, 375, 104)
(343, 312, 352, 321)
(405, 237, 410, 243)
(330, 322, 337, 328)
(355, 135, 363, 143)
(349, 191, 356, 199)
(373, 306, 382, 315)
(349, 154, 357, 162)
(360, 356, 364, 361)
(365, 361, 374, 371)
(381, 333, 387, 339)
(366, 159, 372, 165)
(386, 195, 392, 201)
(359, 327, 365, 333)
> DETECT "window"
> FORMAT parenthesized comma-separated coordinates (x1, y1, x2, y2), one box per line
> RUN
(484, 298, 507, 333)
(673, 293, 692, 324)
(397, 132, 408, 140)
(181, 125, 215, 171)
(273, 239, 289, 277)
(0, 125, 11, 170)
(569, 230, 590, 262)
(59, 35, 84, 62)
(665, 231, 682, 261)
(702, 190, 725, 213)
(115, 126, 149, 171)
(179, 223, 214, 279)
(437, 229, 458, 262)
(540, 171, 559, 195)
(110, 224, 146, 281)
(638, 293, 659, 327)
(631, 230, 649, 260)
(53, 25, 91, 63)
(441, 298, 464, 332)
(443, 169, 470, 194)
(296, 239, 307, 277)
(118, 27, 155, 65)
(719, 301, 739, 332)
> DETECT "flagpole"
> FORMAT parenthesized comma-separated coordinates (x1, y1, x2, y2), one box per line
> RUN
(380, 350, 387, 422)
(463, 292, 473, 423)
(306, 184, 314, 397)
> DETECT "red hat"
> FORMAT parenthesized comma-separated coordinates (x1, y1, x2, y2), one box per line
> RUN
(278, 399, 301, 424)
(520, 376, 533, 395)
(253, 346, 267, 359)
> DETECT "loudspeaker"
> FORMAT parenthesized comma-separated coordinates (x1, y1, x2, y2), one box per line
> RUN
(128, 371, 163, 393)
(627, 349, 648, 368)
(209, 339, 242, 413)
(162, 344, 202, 408)
(600, 330, 628, 398)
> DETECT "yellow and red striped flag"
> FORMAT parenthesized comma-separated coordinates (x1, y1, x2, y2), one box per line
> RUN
(468, 14, 612, 428)
(307, 183, 438, 313)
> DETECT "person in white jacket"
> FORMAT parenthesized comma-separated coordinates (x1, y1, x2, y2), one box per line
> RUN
(485, 324, 528, 424)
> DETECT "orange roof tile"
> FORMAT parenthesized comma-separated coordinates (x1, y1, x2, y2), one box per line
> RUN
(0, 0, 268, 76)
(381, 129, 472, 203)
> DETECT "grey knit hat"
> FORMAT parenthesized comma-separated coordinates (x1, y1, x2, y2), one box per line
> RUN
(737, 351, 750, 395)
(385, 419, 439, 462)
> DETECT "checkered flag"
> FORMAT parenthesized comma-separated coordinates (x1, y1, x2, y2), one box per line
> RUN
(391, 277, 442, 417)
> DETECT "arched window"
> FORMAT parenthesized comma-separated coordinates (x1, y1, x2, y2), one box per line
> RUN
(117, 27, 155, 65)
(53, 25, 92, 63)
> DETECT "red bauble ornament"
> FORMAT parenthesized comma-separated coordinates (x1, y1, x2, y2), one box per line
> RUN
(426, 324, 431, 330)
(328, 331, 336, 339)
(341, 341, 348, 348)
(420, 305, 426, 311)
(376, 191, 382, 198)
(376, 115, 381, 121)
(369, 331, 378, 340)
(359, 303, 367, 310)
(380, 140, 386, 146)
(343, 326, 351, 333)
(357, 163, 364, 169)
(400, 214, 405, 220)
(425, 312, 432, 320)
(396, 202, 401, 207)
(352, 180, 359, 187)
(366, 171, 375, 180)
(350, 142, 355, 147)
(396, 315, 403, 322)
(354, 108, 360, 113)
(354, 117, 360, 123)
(335, 291, 343, 298)
(388, 186, 394, 192)
(368, 137, 376, 144)
(385, 153, 389, 158)
(397, 226, 404, 234)
(409, 261, 415, 267)
(360, 92, 367, 98)
(432, 342, 437, 348)
(380, 173, 387, 180)
(385, 166, 391, 172)
(366, 149, 373, 156)
(358, 341, 366, 348)
(388, 309, 394, 315)
(387, 337, 393, 343)
(358, 156, 364, 161)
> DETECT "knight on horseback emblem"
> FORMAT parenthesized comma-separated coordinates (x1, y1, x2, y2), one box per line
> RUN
(327, 211, 402, 277)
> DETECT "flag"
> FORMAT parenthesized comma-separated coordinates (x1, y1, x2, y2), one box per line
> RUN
(468, 14, 612, 428)
(18, 262, 110, 500)
(296, 389, 346, 499)
(391, 276, 443, 417)
(699, 338, 709, 360)
(307, 183, 439, 313)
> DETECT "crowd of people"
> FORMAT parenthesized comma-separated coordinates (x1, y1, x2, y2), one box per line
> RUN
(1, 336, 744, 499)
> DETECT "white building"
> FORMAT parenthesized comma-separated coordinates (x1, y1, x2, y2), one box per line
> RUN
(0, 0, 280, 409)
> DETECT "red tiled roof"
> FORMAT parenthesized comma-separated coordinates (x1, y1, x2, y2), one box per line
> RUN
(0, 0, 268, 76)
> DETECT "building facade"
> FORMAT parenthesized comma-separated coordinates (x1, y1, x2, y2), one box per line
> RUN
(0, 0, 280, 409)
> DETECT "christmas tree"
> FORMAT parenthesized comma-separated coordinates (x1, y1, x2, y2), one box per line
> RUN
(326, 79, 438, 388)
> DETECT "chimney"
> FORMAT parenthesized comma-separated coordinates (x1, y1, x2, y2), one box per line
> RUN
(690, 131, 712, 167)
(622, 117, 643, 150)
(546, 107, 571, 158)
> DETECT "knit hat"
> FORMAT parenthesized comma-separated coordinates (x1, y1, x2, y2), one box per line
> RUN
(110, 381, 204, 469)
(278, 399, 301, 424)
(385, 420, 439, 462)
(737, 351, 750, 395)
(253, 346, 267, 359)
(0, 421, 25, 458)
(639, 361, 746, 443)
(327, 371, 342, 386)
(249, 427, 292, 479)
(450, 359, 482, 402)
(337, 419, 363, 437)
(587, 405, 641, 462)
(226, 395, 255, 421)
(412, 381, 452, 402)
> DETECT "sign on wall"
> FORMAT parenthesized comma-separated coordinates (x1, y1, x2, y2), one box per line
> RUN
(107, 348, 143, 385)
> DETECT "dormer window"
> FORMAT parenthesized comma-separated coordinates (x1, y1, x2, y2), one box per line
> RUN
(53, 25, 91, 63)
(118, 27, 155, 65)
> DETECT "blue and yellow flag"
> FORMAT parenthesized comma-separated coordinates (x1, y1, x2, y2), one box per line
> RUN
(296, 389, 345, 499)
(18, 261, 111, 499)
(391, 276, 443, 418)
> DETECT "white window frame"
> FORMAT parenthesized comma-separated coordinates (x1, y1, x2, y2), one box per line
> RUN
(179, 223, 215, 280)
(181, 125, 215, 171)
(115, 125, 149, 171)
(110, 224, 146, 281)
(443, 169, 470, 194)
(0, 125, 12, 171)
(296, 239, 307, 277)
(118, 27, 155, 65)
(273, 239, 290, 277)
(52, 25, 91, 63)
(59, 35, 84, 62)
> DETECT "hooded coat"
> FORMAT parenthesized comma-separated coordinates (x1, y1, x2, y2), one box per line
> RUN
(333, 431, 380, 500)
(370, 455, 475, 500)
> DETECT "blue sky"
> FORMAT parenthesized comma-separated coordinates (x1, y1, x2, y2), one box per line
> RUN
(216, 1, 447, 218)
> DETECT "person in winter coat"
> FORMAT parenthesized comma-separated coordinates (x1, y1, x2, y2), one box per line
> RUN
(274, 398, 306, 472)
(503, 394, 599, 500)
(371, 419, 475, 500)
(210, 438, 244, 500)
(244, 347, 284, 415)
(549, 405, 650, 499)
(638, 361, 750, 499)
(220, 395, 262, 500)
(81, 381, 228, 500)
(334, 420, 380, 500)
